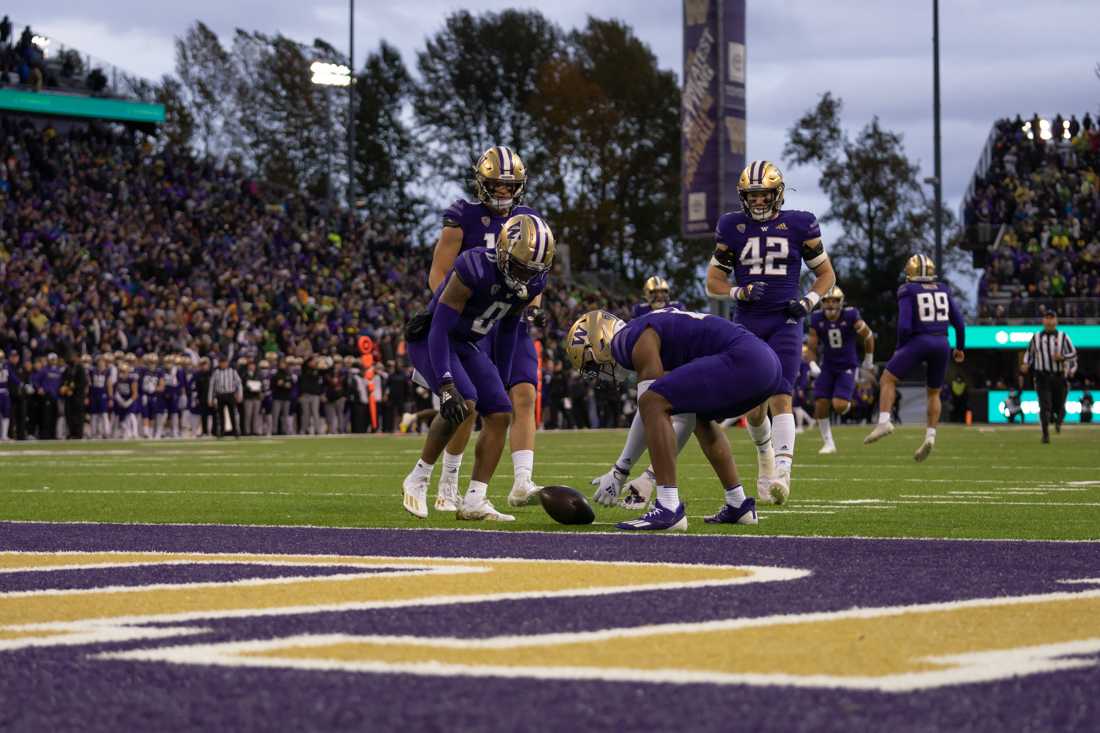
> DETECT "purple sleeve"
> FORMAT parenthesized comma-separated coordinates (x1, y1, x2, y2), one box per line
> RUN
(849, 308, 863, 325)
(453, 250, 488, 287)
(947, 293, 965, 350)
(896, 290, 914, 345)
(493, 315, 522, 387)
(428, 302, 462, 384)
(442, 199, 466, 227)
(803, 212, 822, 240)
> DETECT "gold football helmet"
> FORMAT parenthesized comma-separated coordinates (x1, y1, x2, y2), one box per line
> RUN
(496, 214, 555, 293)
(566, 310, 625, 384)
(474, 146, 527, 215)
(737, 160, 785, 221)
(822, 285, 844, 319)
(904, 254, 936, 282)
(643, 276, 670, 308)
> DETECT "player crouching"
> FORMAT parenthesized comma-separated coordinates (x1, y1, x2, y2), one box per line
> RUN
(567, 307, 781, 531)
(401, 214, 554, 521)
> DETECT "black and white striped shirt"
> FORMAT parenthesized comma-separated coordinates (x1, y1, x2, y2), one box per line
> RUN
(208, 366, 243, 401)
(1025, 329, 1078, 376)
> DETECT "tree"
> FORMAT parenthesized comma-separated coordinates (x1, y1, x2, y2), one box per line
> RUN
(354, 42, 423, 238)
(174, 22, 239, 158)
(155, 76, 195, 153)
(783, 92, 964, 349)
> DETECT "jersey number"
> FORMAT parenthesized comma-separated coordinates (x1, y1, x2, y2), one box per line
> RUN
(483, 233, 496, 250)
(654, 307, 708, 321)
(916, 292, 949, 322)
(740, 237, 788, 276)
(827, 329, 843, 349)
(471, 301, 512, 335)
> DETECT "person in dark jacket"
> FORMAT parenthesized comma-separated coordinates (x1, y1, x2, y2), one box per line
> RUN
(60, 350, 89, 439)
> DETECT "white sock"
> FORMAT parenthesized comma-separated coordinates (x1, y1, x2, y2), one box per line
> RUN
(412, 459, 434, 480)
(617, 381, 655, 470)
(772, 413, 796, 473)
(925, 427, 937, 442)
(746, 417, 772, 454)
(465, 480, 488, 501)
(817, 418, 833, 444)
(512, 449, 534, 485)
(878, 411, 891, 425)
(725, 484, 746, 506)
(672, 413, 696, 452)
(0, 417, 8, 440)
(656, 485, 680, 510)
(441, 450, 463, 486)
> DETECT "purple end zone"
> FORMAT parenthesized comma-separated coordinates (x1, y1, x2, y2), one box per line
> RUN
(1, 521, 1098, 732)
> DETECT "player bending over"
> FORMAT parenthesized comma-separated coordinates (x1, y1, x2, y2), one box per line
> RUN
(806, 285, 874, 454)
(401, 214, 555, 521)
(864, 254, 965, 461)
(567, 307, 781, 532)
(706, 160, 835, 504)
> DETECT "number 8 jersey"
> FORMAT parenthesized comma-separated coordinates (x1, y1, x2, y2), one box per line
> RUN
(712, 208, 826, 313)
(895, 281, 965, 348)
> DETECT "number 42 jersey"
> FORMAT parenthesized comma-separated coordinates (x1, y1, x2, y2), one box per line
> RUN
(712, 209, 826, 314)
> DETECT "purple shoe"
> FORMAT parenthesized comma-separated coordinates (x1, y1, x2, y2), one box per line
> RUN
(616, 500, 687, 532)
(704, 498, 758, 525)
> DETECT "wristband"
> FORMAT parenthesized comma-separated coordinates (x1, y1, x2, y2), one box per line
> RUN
(804, 291, 822, 309)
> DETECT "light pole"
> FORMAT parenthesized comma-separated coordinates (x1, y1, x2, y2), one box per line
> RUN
(310, 61, 351, 223)
(932, 0, 943, 275)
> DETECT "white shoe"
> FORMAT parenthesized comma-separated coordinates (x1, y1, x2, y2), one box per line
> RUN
(507, 479, 541, 507)
(619, 468, 656, 509)
(755, 444, 776, 498)
(914, 439, 934, 463)
(457, 496, 515, 522)
(399, 413, 415, 434)
(402, 472, 429, 519)
(864, 421, 895, 444)
(761, 469, 790, 505)
(818, 442, 837, 455)
(434, 479, 459, 512)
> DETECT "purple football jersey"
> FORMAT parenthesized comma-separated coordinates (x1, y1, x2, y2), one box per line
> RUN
(428, 247, 547, 343)
(810, 307, 862, 370)
(631, 300, 686, 319)
(443, 199, 542, 255)
(713, 209, 823, 313)
(896, 281, 965, 349)
(611, 308, 755, 371)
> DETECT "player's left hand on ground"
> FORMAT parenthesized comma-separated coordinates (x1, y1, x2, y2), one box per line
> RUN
(785, 297, 814, 319)
(526, 306, 549, 328)
(438, 383, 469, 426)
(590, 465, 628, 507)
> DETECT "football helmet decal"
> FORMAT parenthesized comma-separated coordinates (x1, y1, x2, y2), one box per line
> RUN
(474, 146, 527, 215)
(496, 214, 555, 295)
(904, 254, 936, 282)
(566, 310, 625, 385)
(643, 276, 670, 308)
(737, 160, 785, 221)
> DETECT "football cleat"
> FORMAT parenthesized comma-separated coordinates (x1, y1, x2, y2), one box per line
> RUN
(398, 413, 416, 434)
(704, 498, 758, 525)
(913, 439, 934, 463)
(616, 500, 687, 532)
(863, 421, 895, 444)
(434, 478, 459, 512)
(755, 443, 776, 497)
(457, 497, 515, 522)
(402, 472, 429, 519)
(818, 442, 837, 455)
(760, 470, 790, 505)
(507, 478, 542, 507)
(619, 468, 656, 510)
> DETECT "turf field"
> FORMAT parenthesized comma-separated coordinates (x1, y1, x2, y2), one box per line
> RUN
(1, 424, 1097, 540)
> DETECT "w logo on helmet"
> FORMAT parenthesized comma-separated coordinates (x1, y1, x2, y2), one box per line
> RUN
(570, 326, 588, 346)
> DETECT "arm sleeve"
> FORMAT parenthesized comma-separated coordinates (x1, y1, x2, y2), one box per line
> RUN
(1063, 334, 1078, 375)
(1025, 337, 1035, 368)
(428, 302, 462, 384)
(492, 315, 522, 388)
(948, 294, 965, 351)
(896, 292, 914, 346)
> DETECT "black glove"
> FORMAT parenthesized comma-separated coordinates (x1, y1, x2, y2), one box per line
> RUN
(438, 382, 469, 426)
(404, 311, 432, 342)
(526, 307, 549, 328)
(785, 296, 813, 319)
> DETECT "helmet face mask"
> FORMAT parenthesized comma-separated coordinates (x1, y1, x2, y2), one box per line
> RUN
(565, 310, 625, 387)
(474, 146, 527, 216)
(738, 160, 785, 222)
(495, 214, 555, 294)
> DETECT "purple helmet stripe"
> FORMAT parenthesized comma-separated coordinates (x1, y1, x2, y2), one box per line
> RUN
(532, 218, 545, 264)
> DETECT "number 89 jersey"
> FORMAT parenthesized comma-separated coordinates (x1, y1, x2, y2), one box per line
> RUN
(712, 209, 826, 313)
(444, 199, 543, 254)
(896, 281, 964, 345)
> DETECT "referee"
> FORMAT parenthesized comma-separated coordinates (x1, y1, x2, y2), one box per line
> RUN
(208, 354, 243, 439)
(1021, 311, 1078, 443)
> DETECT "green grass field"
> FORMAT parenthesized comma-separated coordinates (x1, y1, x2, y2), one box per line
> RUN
(1, 424, 1097, 540)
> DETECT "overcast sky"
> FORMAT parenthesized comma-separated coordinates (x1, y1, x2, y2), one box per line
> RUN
(7, 0, 1100, 287)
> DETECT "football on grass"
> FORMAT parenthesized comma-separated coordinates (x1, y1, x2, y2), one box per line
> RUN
(538, 485, 595, 525)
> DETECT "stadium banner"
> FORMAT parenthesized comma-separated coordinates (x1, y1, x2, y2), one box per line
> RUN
(0, 89, 165, 124)
(682, 0, 746, 239)
(987, 389, 1092, 424)
(949, 324, 1100, 349)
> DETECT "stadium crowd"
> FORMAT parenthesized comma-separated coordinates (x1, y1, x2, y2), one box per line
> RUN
(0, 117, 643, 439)
(966, 112, 1100, 321)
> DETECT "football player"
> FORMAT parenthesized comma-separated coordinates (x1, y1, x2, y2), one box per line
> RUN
(705, 161, 835, 504)
(138, 353, 164, 439)
(631, 276, 685, 319)
(421, 146, 546, 512)
(567, 308, 782, 531)
(88, 355, 112, 439)
(864, 254, 965, 461)
(806, 285, 874, 454)
(402, 213, 555, 521)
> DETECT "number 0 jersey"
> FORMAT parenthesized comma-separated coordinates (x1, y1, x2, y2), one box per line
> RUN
(443, 199, 543, 254)
(712, 209, 826, 313)
(428, 247, 547, 344)
(896, 281, 965, 349)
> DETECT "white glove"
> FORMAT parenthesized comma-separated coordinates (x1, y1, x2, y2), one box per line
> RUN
(591, 464, 629, 507)
(862, 353, 874, 370)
